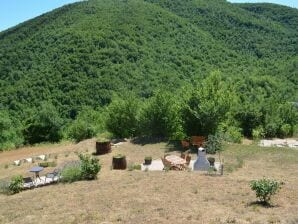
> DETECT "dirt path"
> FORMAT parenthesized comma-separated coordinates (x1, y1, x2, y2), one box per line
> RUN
(0, 139, 96, 164)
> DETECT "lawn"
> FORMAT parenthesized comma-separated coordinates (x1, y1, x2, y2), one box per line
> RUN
(0, 139, 298, 224)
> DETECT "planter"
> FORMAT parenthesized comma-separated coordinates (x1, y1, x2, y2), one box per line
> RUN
(96, 141, 111, 155)
(207, 157, 215, 166)
(112, 155, 127, 170)
(144, 157, 152, 165)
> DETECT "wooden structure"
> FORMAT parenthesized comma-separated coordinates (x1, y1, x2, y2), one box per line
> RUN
(191, 136, 206, 147)
(112, 155, 127, 170)
(96, 141, 111, 155)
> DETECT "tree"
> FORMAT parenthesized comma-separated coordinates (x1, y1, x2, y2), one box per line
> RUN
(183, 72, 235, 136)
(23, 102, 64, 144)
(140, 91, 183, 139)
(0, 110, 23, 151)
(106, 94, 141, 138)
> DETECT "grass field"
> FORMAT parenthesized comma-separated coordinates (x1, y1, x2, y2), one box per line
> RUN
(0, 139, 298, 224)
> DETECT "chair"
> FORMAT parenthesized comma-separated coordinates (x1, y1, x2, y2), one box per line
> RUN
(45, 169, 61, 183)
(191, 136, 206, 147)
(23, 177, 34, 189)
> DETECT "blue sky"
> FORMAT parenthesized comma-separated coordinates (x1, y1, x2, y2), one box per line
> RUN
(0, 0, 80, 32)
(0, 0, 297, 32)
(228, 0, 298, 8)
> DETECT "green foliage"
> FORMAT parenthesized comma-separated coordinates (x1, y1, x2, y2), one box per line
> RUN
(206, 133, 223, 154)
(38, 161, 57, 168)
(0, 110, 23, 151)
(8, 175, 24, 194)
(252, 126, 265, 140)
(0, 0, 296, 145)
(250, 178, 283, 204)
(78, 154, 101, 180)
(67, 107, 104, 142)
(183, 72, 235, 136)
(61, 166, 82, 183)
(23, 102, 64, 144)
(106, 94, 140, 138)
(140, 91, 183, 139)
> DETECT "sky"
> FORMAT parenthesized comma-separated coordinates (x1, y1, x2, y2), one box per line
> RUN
(0, 0, 80, 32)
(0, 0, 297, 32)
(228, 0, 298, 8)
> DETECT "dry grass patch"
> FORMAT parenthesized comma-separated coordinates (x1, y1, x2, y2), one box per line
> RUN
(0, 140, 298, 223)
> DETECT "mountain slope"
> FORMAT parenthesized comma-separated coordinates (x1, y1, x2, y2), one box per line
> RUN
(0, 0, 297, 119)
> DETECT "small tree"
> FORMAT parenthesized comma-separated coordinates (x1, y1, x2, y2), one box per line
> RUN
(250, 178, 283, 205)
(9, 175, 24, 194)
(106, 94, 140, 138)
(140, 91, 183, 139)
(79, 154, 101, 180)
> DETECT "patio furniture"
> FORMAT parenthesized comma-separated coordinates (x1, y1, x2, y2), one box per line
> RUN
(163, 155, 187, 170)
(45, 168, 61, 183)
(29, 166, 44, 184)
(181, 153, 191, 166)
(23, 177, 34, 189)
(191, 136, 206, 147)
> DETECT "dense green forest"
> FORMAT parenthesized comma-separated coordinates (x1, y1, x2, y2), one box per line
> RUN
(0, 0, 297, 150)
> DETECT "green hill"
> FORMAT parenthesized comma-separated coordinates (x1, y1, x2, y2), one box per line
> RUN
(0, 0, 297, 118)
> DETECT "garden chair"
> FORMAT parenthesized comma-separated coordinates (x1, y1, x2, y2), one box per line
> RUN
(45, 168, 61, 183)
(23, 177, 34, 189)
(191, 136, 206, 147)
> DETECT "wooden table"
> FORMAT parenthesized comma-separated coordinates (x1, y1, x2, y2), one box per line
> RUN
(165, 155, 187, 166)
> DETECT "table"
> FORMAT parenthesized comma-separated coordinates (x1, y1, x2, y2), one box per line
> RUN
(165, 155, 186, 166)
(29, 166, 44, 181)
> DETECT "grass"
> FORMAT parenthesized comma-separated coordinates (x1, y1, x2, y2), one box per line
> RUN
(0, 140, 298, 223)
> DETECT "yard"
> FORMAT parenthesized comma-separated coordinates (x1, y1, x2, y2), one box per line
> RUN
(0, 139, 298, 224)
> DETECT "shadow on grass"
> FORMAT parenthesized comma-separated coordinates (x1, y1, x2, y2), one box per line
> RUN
(131, 136, 167, 145)
(247, 201, 278, 208)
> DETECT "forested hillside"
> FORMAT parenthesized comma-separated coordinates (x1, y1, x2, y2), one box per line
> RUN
(0, 0, 297, 150)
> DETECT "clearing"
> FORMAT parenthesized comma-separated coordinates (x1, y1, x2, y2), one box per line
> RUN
(0, 139, 298, 224)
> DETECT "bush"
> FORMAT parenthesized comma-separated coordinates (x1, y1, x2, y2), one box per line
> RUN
(38, 161, 57, 168)
(8, 175, 24, 194)
(60, 166, 82, 183)
(67, 107, 104, 142)
(140, 91, 183, 138)
(250, 178, 283, 204)
(0, 110, 23, 151)
(23, 102, 64, 144)
(106, 94, 140, 138)
(206, 133, 223, 154)
(252, 126, 265, 140)
(224, 126, 243, 143)
(79, 154, 101, 180)
(280, 124, 291, 137)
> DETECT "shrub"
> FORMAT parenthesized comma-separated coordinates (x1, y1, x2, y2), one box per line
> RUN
(224, 126, 243, 143)
(79, 154, 101, 180)
(250, 178, 283, 204)
(67, 107, 104, 142)
(280, 124, 291, 137)
(60, 166, 82, 183)
(8, 175, 24, 194)
(252, 126, 265, 140)
(106, 94, 140, 138)
(23, 102, 64, 144)
(206, 133, 223, 154)
(140, 91, 183, 138)
(38, 161, 57, 168)
(0, 110, 23, 151)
